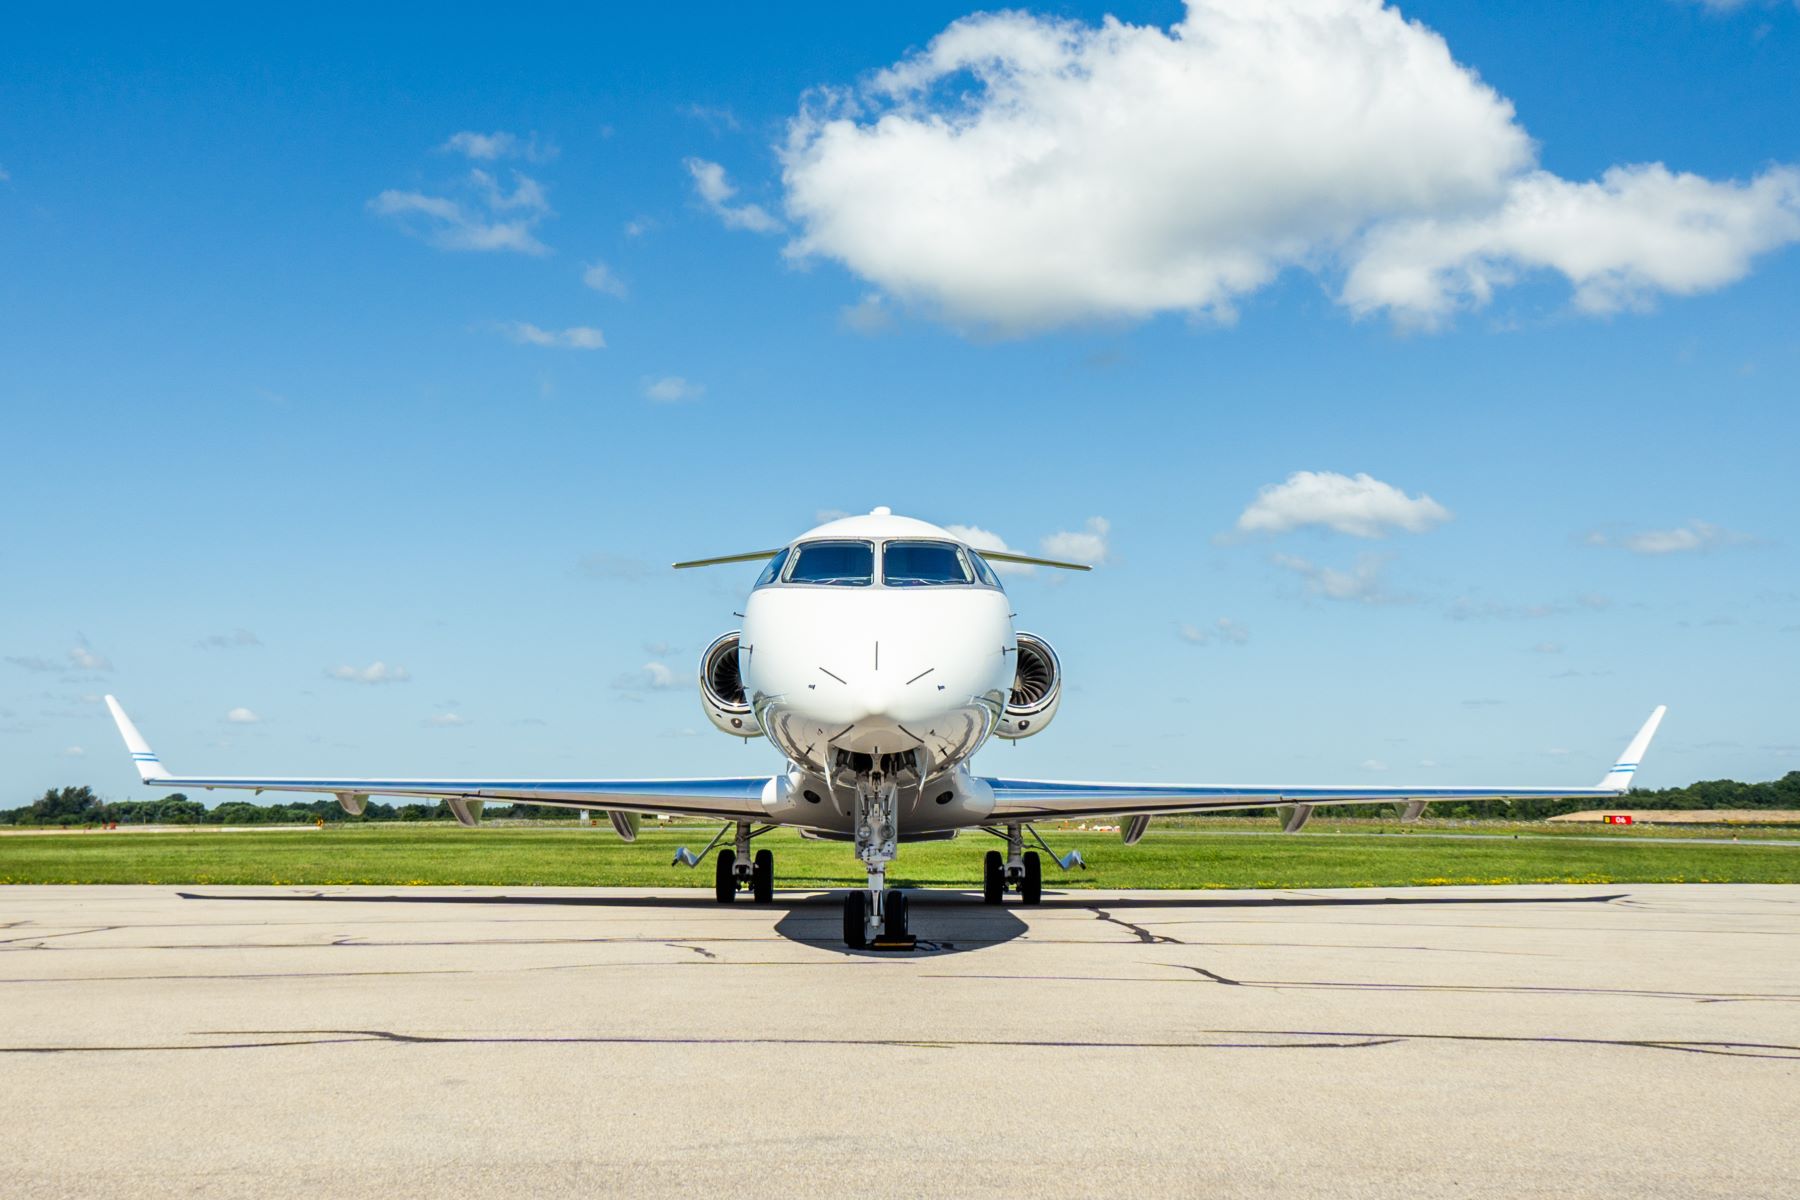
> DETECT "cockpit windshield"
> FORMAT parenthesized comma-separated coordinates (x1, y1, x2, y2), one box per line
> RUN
(967, 550, 1004, 590)
(882, 540, 971, 587)
(753, 547, 791, 589)
(785, 540, 875, 586)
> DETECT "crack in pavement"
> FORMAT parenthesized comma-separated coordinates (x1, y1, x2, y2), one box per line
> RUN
(1091, 907, 1182, 944)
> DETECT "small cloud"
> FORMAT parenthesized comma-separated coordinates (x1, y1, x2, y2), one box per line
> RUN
(369, 164, 552, 256)
(814, 509, 851, 524)
(945, 524, 1033, 576)
(1584, 519, 1753, 555)
(1273, 552, 1397, 604)
(582, 261, 628, 298)
(624, 216, 655, 238)
(197, 628, 261, 650)
(681, 104, 742, 134)
(644, 375, 704, 402)
(1417, 759, 1439, 769)
(1179, 617, 1249, 646)
(440, 130, 557, 162)
(224, 707, 260, 724)
(613, 661, 680, 692)
(1041, 517, 1111, 566)
(499, 321, 605, 350)
(425, 712, 469, 727)
(61, 745, 84, 758)
(68, 637, 113, 672)
(684, 158, 783, 234)
(1529, 641, 1564, 654)
(327, 661, 411, 685)
(642, 640, 677, 657)
(1234, 471, 1451, 539)
(841, 292, 895, 334)
(5, 655, 60, 673)
(515, 716, 549, 727)
(1360, 759, 1388, 772)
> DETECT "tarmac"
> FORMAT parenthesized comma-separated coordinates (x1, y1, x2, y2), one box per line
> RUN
(2, 883, 1796, 1198)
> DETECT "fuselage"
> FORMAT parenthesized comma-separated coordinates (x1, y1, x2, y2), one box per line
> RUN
(736, 510, 1019, 836)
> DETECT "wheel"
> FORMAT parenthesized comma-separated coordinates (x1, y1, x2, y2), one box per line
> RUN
(714, 848, 737, 903)
(884, 889, 909, 939)
(1021, 850, 1042, 905)
(752, 848, 774, 904)
(982, 849, 1004, 904)
(843, 890, 868, 949)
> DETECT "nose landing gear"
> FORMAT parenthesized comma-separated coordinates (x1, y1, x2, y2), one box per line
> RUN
(843, 774, 916, 949)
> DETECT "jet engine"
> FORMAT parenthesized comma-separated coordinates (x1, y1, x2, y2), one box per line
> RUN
(699, 631, 763, 739)
(995, 632, 1062, 739)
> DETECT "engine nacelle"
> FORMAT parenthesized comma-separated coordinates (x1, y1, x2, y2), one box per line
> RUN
(995, 631, 1062, 740)
(699, 631, 763, 739)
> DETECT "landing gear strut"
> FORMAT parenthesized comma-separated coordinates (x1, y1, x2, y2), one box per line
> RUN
(711, 822, 776, 904)
(843, 773, 913, 949)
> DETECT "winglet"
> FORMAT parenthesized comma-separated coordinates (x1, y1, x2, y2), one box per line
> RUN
(104, 695, 171, 782)
(1597, 705, 1667, 792)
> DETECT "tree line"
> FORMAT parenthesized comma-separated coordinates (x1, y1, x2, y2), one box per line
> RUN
(3, 773, 1799, 827)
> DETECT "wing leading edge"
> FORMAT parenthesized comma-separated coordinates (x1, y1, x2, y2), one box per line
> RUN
(983, 706, 1667, 822)
(104, 696, 768, 821)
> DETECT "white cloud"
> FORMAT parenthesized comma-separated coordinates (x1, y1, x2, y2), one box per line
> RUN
(777, 0, 1800, 332)
(369, 167, 551, 255)
(425, 712, 469, 727)
(685, 158, 783, 233)
(440, 130, 556, 162)
(613, 661, 680, 691)
(582, 261, 628, 297)
(62, 745, 84, 758)
(841, 292, 895, 334)
(1360, 759, 1387, 772)
(500, 321, 605, 350)
(644, 375, 704, 402)
(1179, 617, 1249, 646)
(1236, 471, 1450, 538)
(1586, 519, 1751, 555)
(945, 524, 1033, 576)
(68, 637, 113, 672)
(1274, 553, 1394, 604)
(197, 628, 261, 650)
(1344, 165, 1800, 324)
(225, 707, 260, 724)
(327, 661, 412, 685)
(1041, 517, 1110, 566)
(1530, 642, 1564, 655)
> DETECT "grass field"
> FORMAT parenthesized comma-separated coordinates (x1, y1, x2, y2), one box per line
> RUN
(3, 819, 1798, 888)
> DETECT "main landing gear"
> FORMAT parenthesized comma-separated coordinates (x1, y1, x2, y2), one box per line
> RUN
(983, 823, 1066, 905)
(708, 823, 775, 904)
(843, 773, 915, 950)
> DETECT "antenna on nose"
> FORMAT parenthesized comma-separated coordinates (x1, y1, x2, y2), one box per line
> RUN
(871, 506, 891, 516)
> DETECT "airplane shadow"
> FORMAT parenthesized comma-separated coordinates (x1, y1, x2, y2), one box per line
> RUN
(176, 887, 1624, 957)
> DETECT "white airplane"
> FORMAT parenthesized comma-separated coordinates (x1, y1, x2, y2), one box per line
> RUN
(105, 507, 1667, 948)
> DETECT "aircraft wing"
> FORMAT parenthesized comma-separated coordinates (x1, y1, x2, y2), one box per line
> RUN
(984, 706, 1666, 822)
(104, 696, 768, 821)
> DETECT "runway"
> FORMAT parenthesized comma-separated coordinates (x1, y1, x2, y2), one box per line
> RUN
(2, 884, 1797, 1198)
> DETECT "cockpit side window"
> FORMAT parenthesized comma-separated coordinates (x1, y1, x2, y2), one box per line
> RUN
(785, 540, 875, 586)
(882, 540, 972, 587)
(967, 550, 1004, 590)
(753, 546, 792, 589)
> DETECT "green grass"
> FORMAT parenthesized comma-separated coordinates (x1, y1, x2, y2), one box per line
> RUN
(3, 820, 1798, 888)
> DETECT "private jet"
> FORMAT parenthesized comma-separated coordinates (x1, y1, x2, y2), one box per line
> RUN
(106, 507, 1666, 948)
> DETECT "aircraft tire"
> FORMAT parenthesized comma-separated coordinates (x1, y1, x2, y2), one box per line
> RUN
(982, 850, 1004, 904)
(884, 889, 909, 938)
(843, 890, 868, 949)
(714, 849, 737, 903)
(752, 848, 774, 903)
(1021, 851, 1042, 905)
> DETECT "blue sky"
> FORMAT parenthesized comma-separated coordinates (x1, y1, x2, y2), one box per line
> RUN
(2, 0, 1797, 802)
